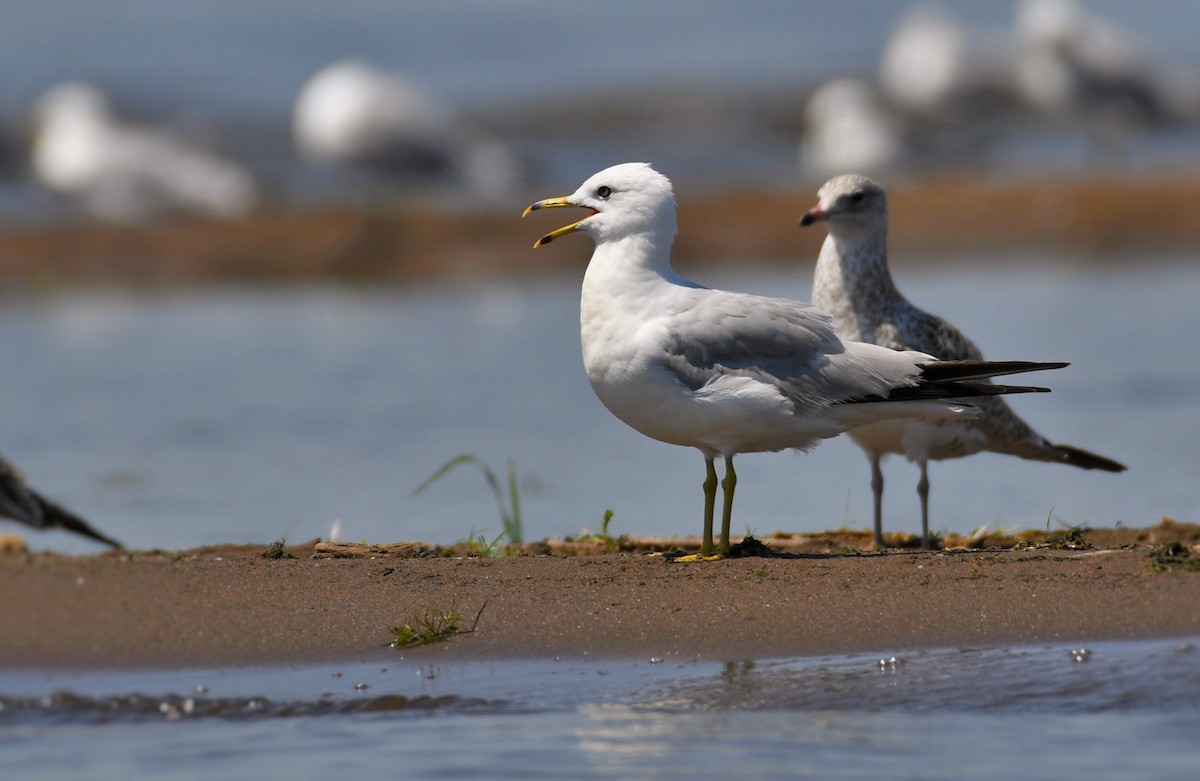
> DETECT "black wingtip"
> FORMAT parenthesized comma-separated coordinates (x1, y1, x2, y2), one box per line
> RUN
(919, 359, 1069, 383)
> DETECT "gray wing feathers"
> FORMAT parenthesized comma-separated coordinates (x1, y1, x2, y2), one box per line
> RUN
(661, 294, 917, 408)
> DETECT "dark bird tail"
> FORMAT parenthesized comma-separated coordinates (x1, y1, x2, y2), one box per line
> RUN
(1049, 444, 1127, 472)
(917, 360, 1069, 383)
(853, 359, 1066, 403)
(36, 494, 124, 549)
(925, 363, 1126, 473)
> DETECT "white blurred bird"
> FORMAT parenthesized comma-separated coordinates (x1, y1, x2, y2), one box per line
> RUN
(525, 163, 1063, 557)
(801, 78, 908, 178)
(1014, 0, 1188, 141)
(29, 83, 259, 224)
(880, 3, 1017, 122)
(293, 60, 521, 199)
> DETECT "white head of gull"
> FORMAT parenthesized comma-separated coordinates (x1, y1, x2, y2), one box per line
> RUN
(802, 173, 1125, 550)
(526, 163, 1064, 558)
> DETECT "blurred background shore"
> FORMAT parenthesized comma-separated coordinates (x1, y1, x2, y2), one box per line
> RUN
(4, 1, 1200, 239)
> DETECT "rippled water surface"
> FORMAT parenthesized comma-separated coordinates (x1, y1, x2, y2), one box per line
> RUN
(2, 637, 1198, 780)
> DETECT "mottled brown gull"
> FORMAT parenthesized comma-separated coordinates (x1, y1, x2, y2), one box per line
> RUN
(0, 453, 121, 548)
(801, 174, 1125, 549)
(525, 163, 1064, 558)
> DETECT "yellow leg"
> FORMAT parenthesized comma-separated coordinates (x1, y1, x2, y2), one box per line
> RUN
(700, 456, 717, 556)
(719, 455, 737, 553)
(666, 457, 724, 562)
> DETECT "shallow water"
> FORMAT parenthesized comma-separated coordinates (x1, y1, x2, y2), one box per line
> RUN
(2, 258, 1197, 554)
(2, 636, 1198, 780)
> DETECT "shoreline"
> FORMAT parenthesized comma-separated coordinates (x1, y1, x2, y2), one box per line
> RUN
(2, 522, 1198, 670)
(2, 176, 1199, 290)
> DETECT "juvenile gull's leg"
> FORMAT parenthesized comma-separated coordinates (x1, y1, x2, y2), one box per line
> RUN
(917, 460, 931, 550)
(869, 452, 885, 548)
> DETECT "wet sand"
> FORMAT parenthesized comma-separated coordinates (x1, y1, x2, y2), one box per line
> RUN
(2, 522, 1198, 669)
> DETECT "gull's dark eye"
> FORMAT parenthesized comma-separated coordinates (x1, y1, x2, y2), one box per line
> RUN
(849, 191, 865, 204)
(596, 185, 612, 199)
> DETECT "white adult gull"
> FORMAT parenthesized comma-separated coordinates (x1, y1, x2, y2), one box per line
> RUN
(524, 163, 1064, 558)
(801, 174, 1125, 549)
(29, 83, 259, 224)
(0, 453, 121, 548)
(293, 60, 522, 198)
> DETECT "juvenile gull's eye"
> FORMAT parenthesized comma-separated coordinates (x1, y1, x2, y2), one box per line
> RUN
(596, 185, 612, 198)
(849, 191, 865, 204)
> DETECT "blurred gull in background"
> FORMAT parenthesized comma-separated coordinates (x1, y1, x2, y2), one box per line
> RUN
(293, 60, 523, 201)
(1014, 0, 1199, 150)
(879, 3, 1018, 123)
(29, 83, 259, 224)
(800, 78, 908, 178)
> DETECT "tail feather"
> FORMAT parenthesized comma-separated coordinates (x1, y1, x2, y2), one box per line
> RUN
(848, 358, 1063, 405)
(880, 380, 1050, 402)
(36, 494, 124, 549)
(1, 456, 122, 548)
(1051, 444, 1127, 473)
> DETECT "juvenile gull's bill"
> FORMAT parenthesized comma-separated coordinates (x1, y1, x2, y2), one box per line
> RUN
(802, 174, 1125, 550)
(525, 163, 1065, 558)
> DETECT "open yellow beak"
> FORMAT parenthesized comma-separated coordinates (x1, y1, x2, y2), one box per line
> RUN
(522, 196, 594, 248)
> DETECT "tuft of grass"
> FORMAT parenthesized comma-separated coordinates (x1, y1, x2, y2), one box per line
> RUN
(457, 528, 512, 558)
(389, 602, 488, 649)
(1150, 541, 1200, 573)
(568, 509, 628, 553)
(413, 454, 524, 546)
(390, 608, 463, 648)
(261, 538, 297, 560)
(1015, 521, 1091, 550)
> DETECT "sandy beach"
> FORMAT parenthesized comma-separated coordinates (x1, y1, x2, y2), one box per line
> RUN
(2, 521, 1198, 669)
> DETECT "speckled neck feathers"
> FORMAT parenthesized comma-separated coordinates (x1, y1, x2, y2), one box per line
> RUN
(811, 212, 906, 345)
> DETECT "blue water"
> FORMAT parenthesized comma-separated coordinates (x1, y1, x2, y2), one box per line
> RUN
(1, 258, 1195, 554)
(3, 637, 1198, 779)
